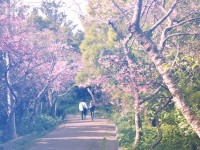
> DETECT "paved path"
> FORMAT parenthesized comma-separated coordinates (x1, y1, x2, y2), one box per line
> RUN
(28, 115, 118, 150)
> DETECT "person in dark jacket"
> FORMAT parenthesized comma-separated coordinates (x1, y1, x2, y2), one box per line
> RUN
(89, 101, 96, 121)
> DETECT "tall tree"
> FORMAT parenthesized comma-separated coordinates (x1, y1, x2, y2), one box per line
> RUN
(84, 0, 200, 137)
(0, 0, 82, 141)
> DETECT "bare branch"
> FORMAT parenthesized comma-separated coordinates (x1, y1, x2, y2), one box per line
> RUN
(139, 87, 162, 104)
(72, 0, 83, 15)
(141, 0, 156, 28)
(140, 0, 149, 19)
(177, 9, 200, 23)
(88, 4, 104, 21)
(156, 82, 170, 92)
(112, 0, 129, 21)
(169, 17, 200, 30)
(162, 33, 200, 47)
(148, 0, 178, 33)
(159, 17, 200, 51)
(171, 49, 180, 70)
(108, 20, 124, 39)
(80, 14, 108, 24)
(57, 85, 75, 97)
(123, 33, 134, 50)
(157, 97, 172, 114)
(130, 0, 143, 29)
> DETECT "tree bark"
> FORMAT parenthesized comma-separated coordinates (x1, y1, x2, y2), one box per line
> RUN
(132, 87, 141, 149)
(122, 38, 142, 148)
(30, 85, 48, 123)
(48, 89, 53, 107)
(111, 0, 200, 138)
(87, 87, 96, 102)
(131, 29, 200, 137)
(2, 53, 17, 141)
(50, 96, 58, 117)
(1, 0, 18, 142)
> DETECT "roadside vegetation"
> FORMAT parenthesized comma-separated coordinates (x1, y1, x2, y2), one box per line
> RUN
(0, 0, 199, 150)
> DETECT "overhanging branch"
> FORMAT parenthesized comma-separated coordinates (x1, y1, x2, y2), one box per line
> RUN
(163, 33, 200, 46)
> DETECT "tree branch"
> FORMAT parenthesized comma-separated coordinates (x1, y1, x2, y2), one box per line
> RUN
(141, 0, 156, 28)
(149, 114, 162, 150)
(72, 0, 84, 16)
(112, 0, 129, 21)
(148, 0, 178, 33)
(108, 20, 124, 39)
(169, 17, 200, 30)
(149, 97, 171, 150)
(57, 84, 75, 97)
(159, 17, 200, 51)
(130, 0, 142, 29)
(80, 14, 108, 24)
(139, 87, 162, 104)
(87, 87, 95, 102)
(88, 4, 104, 21)
(162, 33, 200, 47)
(176, 9, 200, 23)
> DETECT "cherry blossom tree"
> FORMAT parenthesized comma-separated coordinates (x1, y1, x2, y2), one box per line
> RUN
(0, 8, 82, 140)
(84, 0, 200, 138)
(98, 48, 159, 148)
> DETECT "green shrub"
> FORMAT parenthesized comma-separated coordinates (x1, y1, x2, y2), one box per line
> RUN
(113, 112, 135, 149)
(113, 109, 200, 150)
(34, 114, 61, 131)
(95, 104, 113, 118)
(18, 114, 61, 135)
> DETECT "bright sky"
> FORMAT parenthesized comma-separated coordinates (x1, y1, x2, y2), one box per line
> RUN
(23, 0, 87, 30)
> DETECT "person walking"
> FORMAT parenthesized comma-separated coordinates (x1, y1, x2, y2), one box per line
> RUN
(89, 101, 96, 121)
(79, 100, 88, 120)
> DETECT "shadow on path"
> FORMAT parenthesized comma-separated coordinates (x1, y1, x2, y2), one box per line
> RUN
(28, 116, 118, 150)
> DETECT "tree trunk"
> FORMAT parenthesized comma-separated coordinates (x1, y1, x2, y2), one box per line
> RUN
(132, 29, 200, 137)
(109, 0, 200, 138)
(133, 111, 141, 149)
(87, 87, 95, 102)
(50, 97, 58, 117)
(30, 97, 40, 124)
(54, 101, 57, 117)
(132, 88, 141, 149)
(123, 43, 142, 148)
(48, 89, 53, 107)
(2, 53, 17, 141)
(7, 104, 17, 140)
(2, 111, 17, 141)
(30, 84, 49, 123)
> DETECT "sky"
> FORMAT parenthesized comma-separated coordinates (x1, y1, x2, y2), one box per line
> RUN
(23, 0, 87, 30)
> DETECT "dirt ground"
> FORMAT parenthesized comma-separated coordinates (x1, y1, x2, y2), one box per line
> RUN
(28, 115, 119, 150)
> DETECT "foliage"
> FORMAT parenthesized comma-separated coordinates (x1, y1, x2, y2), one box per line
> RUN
(112, 106, 200, 150)
(113, 112, 135, 149)
(80, 0, 200, 149)
(0, 0, 200, 149)
(17, 114, 61, 136)
(0, 0, 83, 142)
